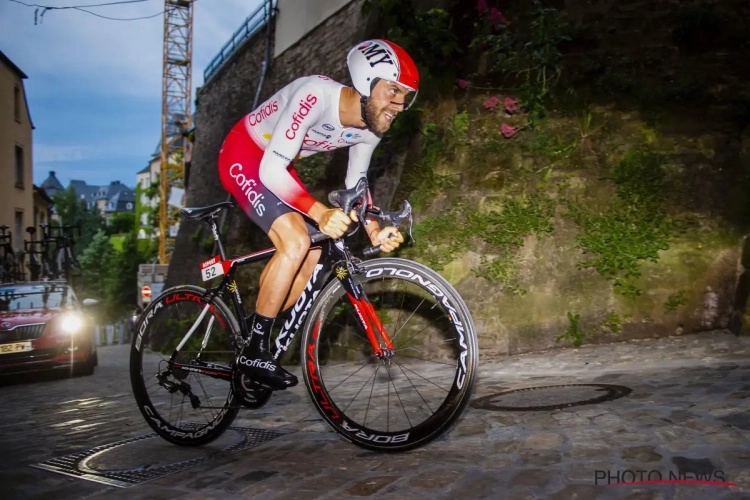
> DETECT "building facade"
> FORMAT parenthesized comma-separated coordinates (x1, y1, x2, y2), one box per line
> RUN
(0, 50, 34, 253)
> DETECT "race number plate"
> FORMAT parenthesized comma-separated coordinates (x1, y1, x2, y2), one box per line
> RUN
(0, 342, 32, 354)
(200, 255, 225, 282)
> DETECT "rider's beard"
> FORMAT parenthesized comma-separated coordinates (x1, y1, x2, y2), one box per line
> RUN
(364, 99, 392, 136)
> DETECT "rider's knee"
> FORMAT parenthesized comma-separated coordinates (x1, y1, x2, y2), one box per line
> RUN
(281, 231, 310, 261)
(272, 217, 310, 261)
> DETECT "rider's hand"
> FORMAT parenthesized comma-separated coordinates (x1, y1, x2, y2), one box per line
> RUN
(317, 208, 358, 240)
(371, 226, 404, 253)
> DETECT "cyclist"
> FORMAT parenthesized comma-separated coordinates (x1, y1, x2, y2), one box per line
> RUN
(218, 39, 420, 390)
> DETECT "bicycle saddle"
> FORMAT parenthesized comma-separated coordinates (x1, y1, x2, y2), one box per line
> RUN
(181, 201, 236, 220)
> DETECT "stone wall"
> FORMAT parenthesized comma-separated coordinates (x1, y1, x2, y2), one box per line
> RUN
(166, 0, 370, 288)
(166, 0, 750, 355)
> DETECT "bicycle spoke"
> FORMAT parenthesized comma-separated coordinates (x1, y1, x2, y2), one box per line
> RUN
(396, 363, 451, 394)
(395, 337, 456, 353)
(339, 364, 378, 415)
(398, 353, 456, 367)
(390, 296, 427, 343)
(385, 362, 412, 429)
(362, 364, 380, 429)
(395, 362, 435, 414)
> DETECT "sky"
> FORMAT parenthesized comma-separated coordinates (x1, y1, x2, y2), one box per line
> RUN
(0, 0, 263, 188)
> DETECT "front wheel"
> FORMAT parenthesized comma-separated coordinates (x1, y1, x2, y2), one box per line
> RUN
(301, 258, 478, 452)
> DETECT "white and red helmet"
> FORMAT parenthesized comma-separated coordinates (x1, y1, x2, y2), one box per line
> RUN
(347, 39, 420, 110)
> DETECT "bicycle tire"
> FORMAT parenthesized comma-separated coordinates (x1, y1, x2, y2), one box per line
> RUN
(300, 257, 478, 452)
(130, 284, 241, 446)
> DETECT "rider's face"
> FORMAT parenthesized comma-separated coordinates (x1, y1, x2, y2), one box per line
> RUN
(365, 80, 412, 135)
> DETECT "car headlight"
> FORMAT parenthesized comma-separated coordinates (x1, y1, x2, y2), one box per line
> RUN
(60, 313, 83, 334)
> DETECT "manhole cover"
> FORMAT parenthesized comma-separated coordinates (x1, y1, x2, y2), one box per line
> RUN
(471, 384, 632, 412)
(30, 426, 293, 488)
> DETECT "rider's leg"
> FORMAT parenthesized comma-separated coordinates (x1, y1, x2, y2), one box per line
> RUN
(255, 212, 312, 316)
(237, 212, 313, 389)
(265, 247, 322, 314)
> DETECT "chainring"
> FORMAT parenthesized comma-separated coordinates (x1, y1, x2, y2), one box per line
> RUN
(232, 374, 273, 409)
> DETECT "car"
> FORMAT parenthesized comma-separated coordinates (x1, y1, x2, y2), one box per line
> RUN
(0, 281, 99, 377)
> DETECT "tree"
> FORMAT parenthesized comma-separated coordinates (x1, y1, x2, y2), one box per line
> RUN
(52, 186, 106, 255)
(77, 230, 116, 318)
(106, 212, 135, 236)
(107, 231, 141, 316)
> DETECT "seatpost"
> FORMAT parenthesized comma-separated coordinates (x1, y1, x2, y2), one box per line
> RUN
(208, 216, 227, 261)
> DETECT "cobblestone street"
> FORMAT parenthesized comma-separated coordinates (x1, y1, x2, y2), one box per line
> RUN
(1, 330, 749, 499)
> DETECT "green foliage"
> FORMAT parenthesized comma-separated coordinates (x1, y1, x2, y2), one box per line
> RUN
(295, 153, 329, 188)
(52, 186, 106, 255)
(106, 212, 135, 236)
(107, 232, 141, 317)
(564, 148, 675, 297)
(664, 290, 688, 312)
(400, 111, 470, 209)
(363, 1, 460, 98)
(407, 193, 556, 291)
(555, 311, 628, 347)
(556, 312, 585, 347)
(475, 0, 570, 125)
(77, 230, 116, 308)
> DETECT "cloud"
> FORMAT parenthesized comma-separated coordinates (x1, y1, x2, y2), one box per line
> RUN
(0, 0, 263, 98)
(0, 0, 264, 190)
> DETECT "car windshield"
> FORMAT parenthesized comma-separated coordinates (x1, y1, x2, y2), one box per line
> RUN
(0, 285, 76, 311)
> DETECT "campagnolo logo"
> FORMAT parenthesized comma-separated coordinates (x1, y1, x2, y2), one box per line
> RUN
(364, 267, 469, 389)
(229, 163, 266, 217)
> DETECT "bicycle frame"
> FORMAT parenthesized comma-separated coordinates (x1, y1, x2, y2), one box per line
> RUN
(165, 215, 396, 383)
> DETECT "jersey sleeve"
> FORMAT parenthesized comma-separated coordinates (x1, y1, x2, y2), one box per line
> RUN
(345, 140, 379, 221)
(258, 83, 324, 215)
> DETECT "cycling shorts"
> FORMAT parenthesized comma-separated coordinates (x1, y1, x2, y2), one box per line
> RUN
(218, 120, 317, 236)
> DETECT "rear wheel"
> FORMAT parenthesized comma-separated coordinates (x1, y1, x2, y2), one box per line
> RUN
(301, 258, 478, 452)
(130, 285, 241, 446)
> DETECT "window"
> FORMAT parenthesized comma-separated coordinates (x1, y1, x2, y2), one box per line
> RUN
(126, 202, 133, 210)
(14, 86, 21, 122)
(15, 145, 24, 189)
(14, 211, 23, 252)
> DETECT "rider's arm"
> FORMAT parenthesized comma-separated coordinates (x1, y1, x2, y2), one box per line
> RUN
(258, 86, 324, 217)
(345, 141, 381, 242)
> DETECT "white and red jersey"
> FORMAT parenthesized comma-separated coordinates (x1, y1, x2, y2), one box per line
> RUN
(240, 75, 381, 215)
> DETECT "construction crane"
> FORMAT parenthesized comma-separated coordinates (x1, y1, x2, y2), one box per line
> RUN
(158, 0, 194, 264)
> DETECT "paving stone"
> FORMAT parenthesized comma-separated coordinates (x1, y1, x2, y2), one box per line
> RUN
(510, 469, 558, 487)
(520, 450, 562, 466)
(345, 476, 401, 496)
(622, 446, 663, 463)
(408, 469, 464, 489)
(523, 433, 563, 450)
(0, 334, 747, 499)
(547, 484, 604, 500)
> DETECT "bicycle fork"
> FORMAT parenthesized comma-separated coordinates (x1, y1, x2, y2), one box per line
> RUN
(338, 267, 395, 359)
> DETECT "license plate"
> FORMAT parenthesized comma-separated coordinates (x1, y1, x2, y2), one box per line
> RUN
(200, 255, 225, 282)
(0, 342, 32, 354)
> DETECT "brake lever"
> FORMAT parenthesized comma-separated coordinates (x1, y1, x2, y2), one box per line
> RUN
(368, 200, 414, 244)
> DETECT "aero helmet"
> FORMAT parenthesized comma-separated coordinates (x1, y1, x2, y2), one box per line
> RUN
(347, 39, 420, 110)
